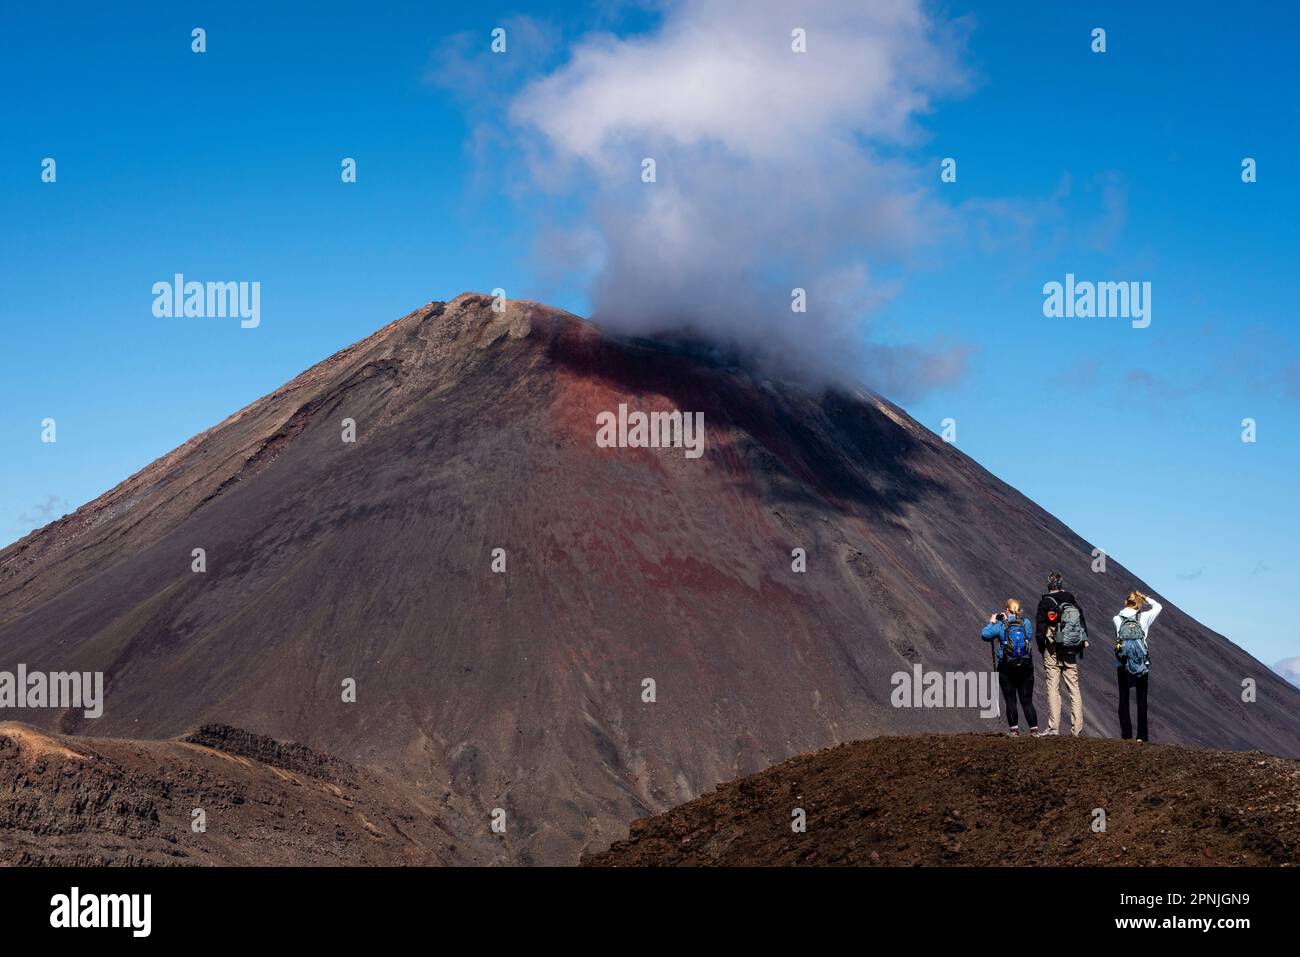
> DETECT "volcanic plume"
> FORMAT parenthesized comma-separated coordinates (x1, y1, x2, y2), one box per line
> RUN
(1, 294, 1297, 865)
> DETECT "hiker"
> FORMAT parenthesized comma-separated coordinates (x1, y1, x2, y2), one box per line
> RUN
(1113, 591, 1163, 742)
(981, 599, 1039, 737)
(1034, 572, 1089, 736)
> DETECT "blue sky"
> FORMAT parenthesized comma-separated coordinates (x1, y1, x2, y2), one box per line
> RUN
(2, 1, 1296, 666)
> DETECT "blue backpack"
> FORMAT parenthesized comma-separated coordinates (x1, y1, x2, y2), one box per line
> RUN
(1001, 616, 1032, 665)
(1115, 616, 1149, 676)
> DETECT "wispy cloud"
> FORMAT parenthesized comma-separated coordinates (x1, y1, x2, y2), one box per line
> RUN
(15, 493, 68, 534)
(950, 169, 1131, 267)
(425, 15, 561, 109)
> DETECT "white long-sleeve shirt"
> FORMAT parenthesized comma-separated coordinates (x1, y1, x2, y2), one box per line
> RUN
(1113, 597, 1163, 639)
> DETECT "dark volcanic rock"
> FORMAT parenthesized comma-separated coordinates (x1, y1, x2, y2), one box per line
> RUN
(0, 722, 487, 866)
(584, 735, 1300, 867)
(182, 724, 357, 786)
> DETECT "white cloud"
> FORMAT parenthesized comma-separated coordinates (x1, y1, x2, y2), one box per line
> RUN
(512, 0, 956, 169)
(1274, 656, 1300, 688)
(507, 0, 972, 391)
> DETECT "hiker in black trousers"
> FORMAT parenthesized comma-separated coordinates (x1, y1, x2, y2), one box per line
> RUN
(1117, 669, 1149, 741)
(1113, 590, 1163, 742)
(981, 598, 1039, 737)
(998, 664, 1037, 734)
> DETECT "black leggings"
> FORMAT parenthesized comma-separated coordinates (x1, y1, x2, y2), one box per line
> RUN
(998, 663, 1038, 728)
(1117, 668, 1149, 740)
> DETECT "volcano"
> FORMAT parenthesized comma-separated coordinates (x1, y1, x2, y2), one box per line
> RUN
(2, 293, 1297, 865)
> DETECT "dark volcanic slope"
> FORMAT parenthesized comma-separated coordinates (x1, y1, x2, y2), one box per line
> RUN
(585, 735, 1300, 866)
(0, 722, 492, 865)
(1, 293, 1297, 865)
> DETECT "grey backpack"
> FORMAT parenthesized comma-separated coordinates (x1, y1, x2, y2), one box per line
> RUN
(1116, 617, 1150, 676)
(1053, 599, 1087, 649)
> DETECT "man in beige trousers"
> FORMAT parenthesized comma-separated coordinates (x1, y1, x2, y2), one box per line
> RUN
(1034, 572, 1090, 735)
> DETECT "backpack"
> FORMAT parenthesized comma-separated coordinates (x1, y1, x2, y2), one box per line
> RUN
(1049, 597, 1087, 649)
(1001, 615, 1032, 666)
(1115, 616, 1149, 676)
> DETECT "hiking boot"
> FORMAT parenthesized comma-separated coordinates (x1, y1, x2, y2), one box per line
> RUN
(1006, 726, 1020, 737)
(1029, 727, 1043, 737)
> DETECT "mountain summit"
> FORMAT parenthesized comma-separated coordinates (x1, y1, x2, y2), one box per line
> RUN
(2, 294, 1297, 864)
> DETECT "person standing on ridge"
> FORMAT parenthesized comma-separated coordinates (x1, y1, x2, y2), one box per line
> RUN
(1113, 590, 1163, 742)
(1034, 572, 1089, 736)
(981, 598, 1040, 737)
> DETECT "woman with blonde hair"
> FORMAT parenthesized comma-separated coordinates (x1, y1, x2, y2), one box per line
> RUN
(1113, 590, 1163, 742)
(981, 598, 1039, 736)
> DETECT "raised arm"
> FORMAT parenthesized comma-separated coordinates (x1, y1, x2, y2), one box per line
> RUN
(1140, 597, 1163, 634)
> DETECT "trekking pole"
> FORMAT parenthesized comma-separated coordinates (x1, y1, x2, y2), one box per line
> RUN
(990, 628, 1001, 725)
